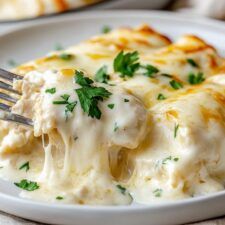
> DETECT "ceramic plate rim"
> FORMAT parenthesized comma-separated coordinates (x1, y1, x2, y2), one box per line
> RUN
(0, 10, 225, 212)
(1, 10, 225, 37)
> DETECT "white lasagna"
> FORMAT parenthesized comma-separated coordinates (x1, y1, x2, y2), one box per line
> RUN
(0, 25, 225, 205)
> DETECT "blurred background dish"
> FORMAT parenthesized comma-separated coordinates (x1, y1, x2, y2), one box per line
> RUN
(0, 0, 104, 21)
(0, 0, 225, 23)
(0, 0, 171, 21)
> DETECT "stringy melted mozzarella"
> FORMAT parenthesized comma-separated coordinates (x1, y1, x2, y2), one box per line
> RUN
(10, 69, 148, 205)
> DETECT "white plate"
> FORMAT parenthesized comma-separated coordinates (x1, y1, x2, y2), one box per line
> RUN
(0, 10, 225, 225)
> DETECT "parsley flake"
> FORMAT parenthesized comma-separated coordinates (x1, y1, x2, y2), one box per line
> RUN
(174, 157, 179, 162)
(53, 95, 77, 115)
(162, 156, 179, 165)
(161, 73, 173, 78)
(142, 64, 159, 78)
(61, 94, 70, 101)
(114, 122, 119, 132)
(124, 99, 129, 102)
(54, 43, 64, 51)
(19, 161, 30, 172)
(59, 53, 74, 61)
(75, 71, 94, 86)
(75, 71, 112, 119)
(45, 87, 56, 94)
(95, 65, 110, 83)
(53, 94, 69, 104)
(187, 58, 198, 68)
(14, 179, 39, 191)
(56, 196, 64, 200)
(153, 188, 162, 197)
(116, 184, 126, 195)
(174, 124, 179, 138)
(188, 72, 205, 85)
(65, 101, 77, 113)
(107, 104, 114, 109)
(170, 80, 183, 90)
(157, 93, 166, 100)
(102, 25, 111, 34)
(113, 51, 140, 77)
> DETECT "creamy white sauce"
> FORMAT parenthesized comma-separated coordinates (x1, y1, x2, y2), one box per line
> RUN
(0, 27, 225, 205)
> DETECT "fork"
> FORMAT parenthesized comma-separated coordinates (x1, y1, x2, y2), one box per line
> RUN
(0, 68, 33, 127)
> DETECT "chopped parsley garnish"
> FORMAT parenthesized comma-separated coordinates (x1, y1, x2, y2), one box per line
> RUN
(53, 94, 77, 115)
(188, 72, 205, 85)
(75, 87, 111, 119)
(113, 51, 140, 77)
(116, 184, 126, 195)
(157, 93, 166, 100)
(75, 71, 94, 86)
(187, 58, 198, 68)
(14, 179, 39, 191)
(153, 188, 162, 197)
(142, 64, 159, 78)
(54, 43, 64, 51)
(161, 73, 173, 78)
(65, 102, 77, 113)
(114, 122, 119, 132)
(113, 51, 162, 78)
(53, 94, 70, 104)
(45, 87, 56, 94)
(124, 99, 129, 102)
(56, 196, 64, 200)
(75, 71, 112, 119)
(95, 65, 110, 83)
(7, 59, 18, 67)
(102, 25, 111, 34)
(107, 104, 114, 109)
(174, 124, 179, 138)
(19, 161, 30, 172)
(59, 53, 74, 61)
(169, 80, 183, 90)
(162, 156, 179, 165)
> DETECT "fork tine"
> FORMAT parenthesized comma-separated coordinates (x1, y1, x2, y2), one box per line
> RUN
(0, 110, 33, 127)
(0, 102, 11, 112)
(0, 92, 18, 103)
(0, 68, 23, 82)
(0, 68, 33, 127)
(0, 81, 21, 95)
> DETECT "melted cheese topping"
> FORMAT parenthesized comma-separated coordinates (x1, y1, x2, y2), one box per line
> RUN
(0, 25, 225, 205)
